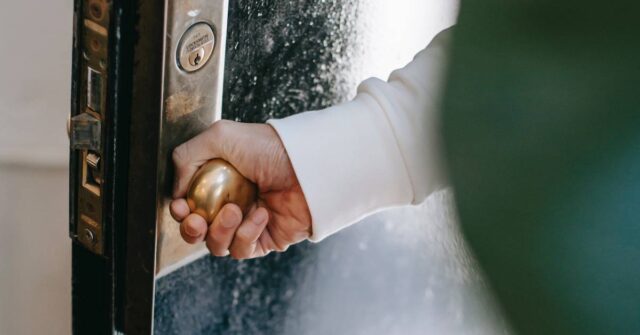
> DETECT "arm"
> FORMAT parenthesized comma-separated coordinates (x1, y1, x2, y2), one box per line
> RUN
(170, 28, 453, 258)
(269, 28, 452, 240)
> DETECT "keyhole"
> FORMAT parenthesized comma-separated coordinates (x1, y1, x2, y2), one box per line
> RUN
(189, 48, 205, 67)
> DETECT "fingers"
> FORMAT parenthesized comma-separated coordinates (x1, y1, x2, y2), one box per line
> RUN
(170, 198, 190, 222)
(172, 121, 230, 198)
(197, 204, 283, 259)
(205, 203, 243, 256)
(228, 207, 270, 260)
(179, 213, 208, 244)
(172, 121, 287, 200)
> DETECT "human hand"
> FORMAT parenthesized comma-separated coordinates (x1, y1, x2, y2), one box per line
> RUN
(170, 120, 312, 260)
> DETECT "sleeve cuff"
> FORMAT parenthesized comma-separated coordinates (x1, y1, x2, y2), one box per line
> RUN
(268, 94, 413, 241)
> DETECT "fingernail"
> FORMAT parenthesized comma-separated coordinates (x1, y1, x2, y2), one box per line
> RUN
(184, 223, 200, 237)
(221, 208, 240, 228)
(253, 209, 268, 225)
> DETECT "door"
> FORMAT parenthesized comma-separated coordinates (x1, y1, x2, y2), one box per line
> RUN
(69, 0, 505, 334)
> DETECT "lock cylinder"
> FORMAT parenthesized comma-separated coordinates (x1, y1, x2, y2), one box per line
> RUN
(177, 22, 216, 72)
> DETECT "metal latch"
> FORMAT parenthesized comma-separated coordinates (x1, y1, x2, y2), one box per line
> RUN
(69, 113, 101, 151)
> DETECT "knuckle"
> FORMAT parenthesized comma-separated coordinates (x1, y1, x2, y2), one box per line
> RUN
(179, 228, 189, 242)
(205, 239, 226, 257)
(209, 120, 229, 137)
(215, 119, 232, 128)
(172, 144, 188, 167)
(205, 240, 215, 255)
(207, 228, 226, 245)
(179, 223, 192, 241)
(274, 243, 289, 252)
(269, 225, 293, 252)
(211, 248, 228, 257)
(182, 234, 198, 245)
(235, 229, 255, 244)
(229, 249, 248, 260)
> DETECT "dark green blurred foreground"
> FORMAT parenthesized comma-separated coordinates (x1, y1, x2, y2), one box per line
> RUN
(442, 0, 639, 334)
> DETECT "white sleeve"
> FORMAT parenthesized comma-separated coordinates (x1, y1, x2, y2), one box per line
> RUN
(267, 28, 452, 241)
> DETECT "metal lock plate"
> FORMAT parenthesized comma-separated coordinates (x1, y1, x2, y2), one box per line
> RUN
(156, 0, 228, 276)
(177, 23, 216, 72)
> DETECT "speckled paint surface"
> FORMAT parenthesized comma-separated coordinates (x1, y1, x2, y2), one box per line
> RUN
(222, 0, 360, 123)
(154, 1, 507, 334)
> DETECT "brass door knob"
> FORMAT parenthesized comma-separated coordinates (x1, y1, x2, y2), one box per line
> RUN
(186, 159, 257, 222)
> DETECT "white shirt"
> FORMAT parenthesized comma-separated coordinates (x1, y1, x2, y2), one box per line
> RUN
(268, 29, 451, 241)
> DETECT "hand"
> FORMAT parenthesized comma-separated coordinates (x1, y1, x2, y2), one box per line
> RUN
(170, 120, 312, 260)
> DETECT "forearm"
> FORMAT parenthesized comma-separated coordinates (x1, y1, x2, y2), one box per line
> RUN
(268, 28, 453, 241)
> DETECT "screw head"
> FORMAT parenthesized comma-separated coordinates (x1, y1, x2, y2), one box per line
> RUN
(82, 228, 96, 245)
(88, 1, 105, 21)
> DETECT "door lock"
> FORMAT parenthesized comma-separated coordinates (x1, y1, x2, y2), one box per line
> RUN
(177, 22, 216, 72)
(155, 0, 228, 274)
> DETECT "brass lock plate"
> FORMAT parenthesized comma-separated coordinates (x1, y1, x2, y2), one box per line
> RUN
(70, 0, 111, 255)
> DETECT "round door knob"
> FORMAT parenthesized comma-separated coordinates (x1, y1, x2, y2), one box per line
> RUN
(186, 159, 257, 222)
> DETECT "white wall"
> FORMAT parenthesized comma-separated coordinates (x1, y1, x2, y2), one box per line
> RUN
(0, 0, 72, 334)
(0, 165, 70, 335)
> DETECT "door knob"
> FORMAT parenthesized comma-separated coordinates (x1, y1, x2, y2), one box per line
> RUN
(186, 159, 257, 222)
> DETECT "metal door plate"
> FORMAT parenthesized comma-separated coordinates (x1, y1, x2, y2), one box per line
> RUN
(155, 0, 228, 276)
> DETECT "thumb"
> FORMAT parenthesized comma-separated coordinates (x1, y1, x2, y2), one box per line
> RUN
(172, 121, 231, 198)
